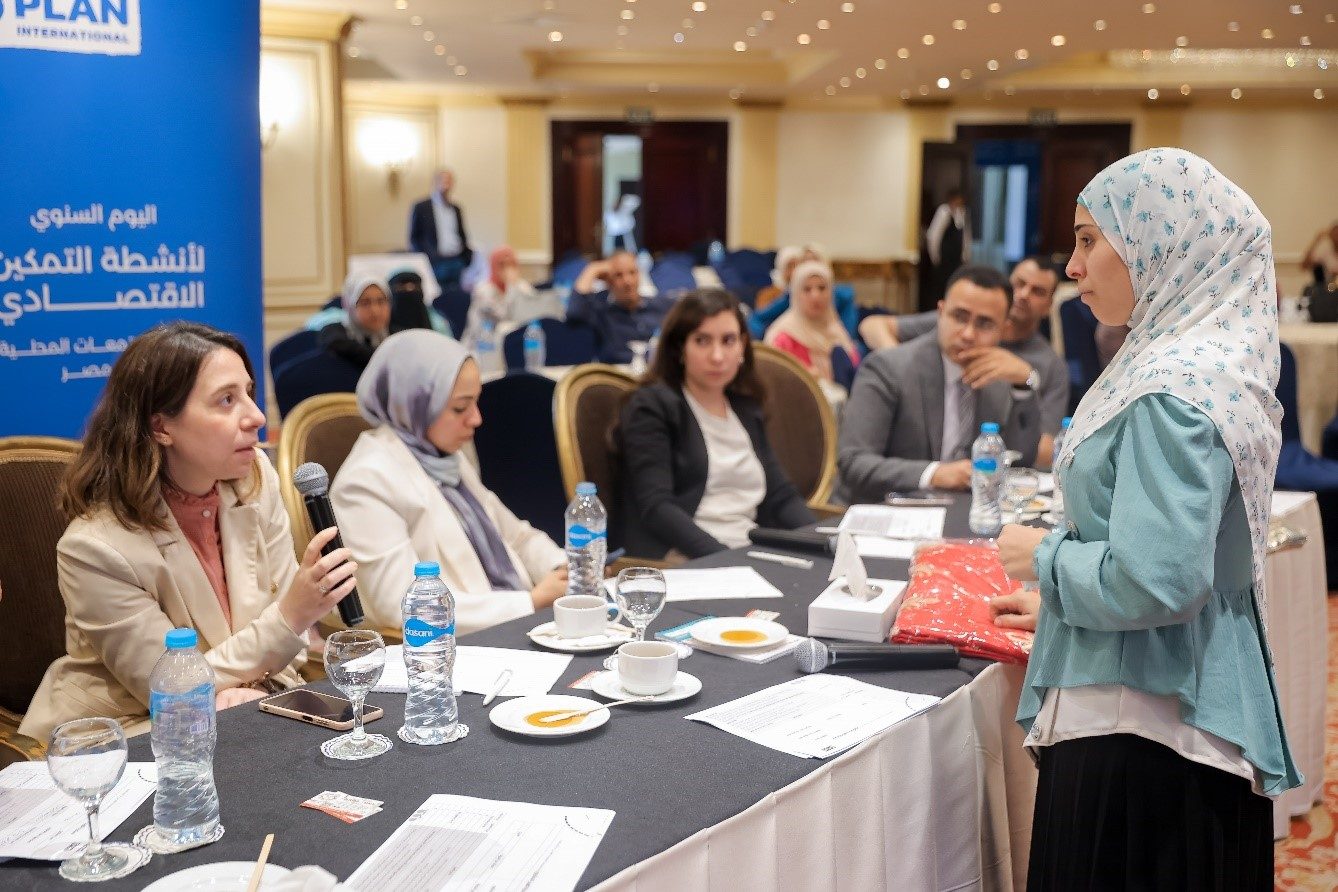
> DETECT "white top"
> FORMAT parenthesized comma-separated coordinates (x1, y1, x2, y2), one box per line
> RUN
(1028, 684, 1262, 795)
(684, 390, 767, 549)
(431, 196, 463, 257)
(925, 203, 971, 266)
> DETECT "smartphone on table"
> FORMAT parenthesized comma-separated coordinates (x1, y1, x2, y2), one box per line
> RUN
(257, 689, 384, 731)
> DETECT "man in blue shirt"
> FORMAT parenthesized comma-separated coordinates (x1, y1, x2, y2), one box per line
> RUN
(567, 251, 676, 364)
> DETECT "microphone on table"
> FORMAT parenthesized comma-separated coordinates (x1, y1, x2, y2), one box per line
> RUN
(292, 462, 364, 628)
(747, 527, 835, 555)
(794, 638, 959, 674)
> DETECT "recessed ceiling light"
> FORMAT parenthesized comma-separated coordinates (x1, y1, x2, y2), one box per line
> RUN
(1051, 35, 1065, 46)
(1315, 88, 1326, 99)
(410, 15, 421, 25)
(729, 87, 743, 99)
(817, 19, 831, 30)
(761, 10, 775, 21)
(797, 33, 811, 45)
(961, 68, 972, 79)
(987, 58, 999, 70)
(433, 44, 444, 55)
(1301, 36, 1311, 46)
(648, 82, 659, 92)
(1290, 4, 1303, 13)
(1286, 53, 1297, 67)
(937, 77, 950, 89)
(919, 85, 929, 95)
(454, 64, 467, 75)
(548, 30, 562, 42)
(1142, 3, 1155, 13)
(825, 85, 837, 95)
(1180, 83, 1191, 95)
(841, 2, 855, 12)
(1015, 48, 1029, 60)
(1261, 28, 1273, 39)
(1004, 86, 1016, 95)
(1093, 19, 1106, 31)
(899, 89, 911, 99)
(1140, 48, 1152, 60)
(953, 19, 966, 30)
(1327, 13, 1336, 23)
(691, 1, 706, 10)
(423, 31, 434, 41)
(987, 2, 1002, 13)
(1147, 88, 1159, 100)
(394, 0, 407, 9)
(746, 26, 757, 36)
(1230, 87, 1242, 99)
(839, 76, 851, 87)
(897, 47, 909, 58)
(734, 40, 747, 51)
(855, 67, 867, 77)
(874, 58, 887, 69)
(1175, 35, 1188, 47)
(621, 8, 634, 19)
(922, 34, 934, 45)
(673, 32, 684, 42)
(1227, 21, 1239, 31)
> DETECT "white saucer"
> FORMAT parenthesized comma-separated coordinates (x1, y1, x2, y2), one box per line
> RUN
(590, 670, 702, 704)
(526, 621, 633, 652)
(689, 616, 788, 649)
(489, 694, 611, 737)
(141, 861, 292, 891)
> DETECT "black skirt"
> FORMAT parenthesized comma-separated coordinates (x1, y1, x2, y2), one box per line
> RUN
(1028, 733, 1273, 891)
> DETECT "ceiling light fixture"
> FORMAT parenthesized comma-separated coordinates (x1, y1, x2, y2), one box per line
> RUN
(1015, 48, 1029, 60)
(454, 64, 467, 75)
(841, 2, 855, 12)
(986, 58, 999, 70)
(897, 47, 909, 58)
(691, 1, 706, 11)
(1093, 19, 1106, 31)
(1051, 35, 1065, 46)
(899, 88, 911, 99)
(1175, 35, 1188, 47)
(648, 82, 659, 92)
(1180, 83, 1191, 95)
(855, 67, 867, 77)
(746, 26, 757, 37)
(734, 40, 747, 51)
(1230, 87, 1242, 99)
(797, 33, 811, 44)
(1316, 88, 1326, 99)
(875, 58, 887, 68)
(987, 3, 1002, 13)
(394, 0, 407, 9)
(673, 32, 684, 42)
(961, 68, 972, 79)
(410, 15, 421, 25)
(1290, 4, 1303, 13)
(548, 30, 562, 42)
(1227, 21, 1239, 31)
(1147, 88, 1158, 99)
(922, 34, 934, 45)
(1261, 28, 1274, 39)
(729, 87, 743, 99)
(953, 19, 966, 30)
(839, 76, 851, 87)
(422, 31, 434, 41)
(937, 76, 950, 88)
(761, 10, 775, 21)
(1142, 3, 1155, 13)
(434, 44, 444, 55)
(1004, 86, 1016, 95)
(825, 85, 836, 95)
(919, 85, 929, 95)
(817, 19, 831, 29)
(1301, 36, 1311, 45)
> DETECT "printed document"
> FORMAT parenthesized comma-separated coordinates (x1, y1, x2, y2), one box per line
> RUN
(0, 762, 156, 861)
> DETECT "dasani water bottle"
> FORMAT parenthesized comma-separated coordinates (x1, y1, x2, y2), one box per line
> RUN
(1050, 416, 1071, 528)
(400, 562, 466, 745)
(523, 320, 546, 371)
(565, 482, 607, 598)
(147, 628, 221, 850)
(969, 422, 1005, 537)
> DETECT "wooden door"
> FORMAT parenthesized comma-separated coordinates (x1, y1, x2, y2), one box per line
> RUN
(641, 121, 728, 253)
(1039, 138, 1125, 256)
(551, 125, 606, 258)
(918, 141, 973, 310)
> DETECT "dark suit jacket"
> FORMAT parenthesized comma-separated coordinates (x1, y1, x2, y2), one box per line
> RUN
(618, 383, 816, 559)
(837, 332, 1041, 503)
(408, 197, 473, 267)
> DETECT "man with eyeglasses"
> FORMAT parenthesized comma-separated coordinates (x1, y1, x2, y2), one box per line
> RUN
(837, 265, 1040, 502)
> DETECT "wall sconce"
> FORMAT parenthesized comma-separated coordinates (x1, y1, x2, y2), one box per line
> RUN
(357, 119, 419, 195)
(259, 56, 300, 152)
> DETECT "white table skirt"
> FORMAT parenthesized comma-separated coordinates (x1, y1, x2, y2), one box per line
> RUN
(1265, 491, 1329, 839)
(592, 663, 1035, 892)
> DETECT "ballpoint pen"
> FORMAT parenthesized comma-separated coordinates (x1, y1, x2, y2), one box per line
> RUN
(482, 668, 513, 705)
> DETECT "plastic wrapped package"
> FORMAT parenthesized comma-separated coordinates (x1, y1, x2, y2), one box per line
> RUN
(889, 539, 1033, 664)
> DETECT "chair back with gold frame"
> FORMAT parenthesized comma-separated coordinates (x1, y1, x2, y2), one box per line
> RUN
(0, 436, 80, 733)
(750, 344, 838, 508)
(554, 364, 638, 549)
(276, 393, 371, 556)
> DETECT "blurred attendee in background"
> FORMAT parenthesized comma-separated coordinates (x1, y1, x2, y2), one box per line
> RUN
(763, 261, 859, 384)
(318, 273, 391, 371)
(464, 245, 537, 345)
(925, 188, 971, 303)
(409, 168, 474, 289)
(568, 250, 675, 364)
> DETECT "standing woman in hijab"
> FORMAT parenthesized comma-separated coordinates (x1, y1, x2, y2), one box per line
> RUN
(318, 273, 392, 370)
(763, 260, 859, 383)
(331, 330, 568, 634)
(992, 149, 1299, 889)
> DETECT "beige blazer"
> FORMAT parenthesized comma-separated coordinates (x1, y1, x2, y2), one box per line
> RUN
(19, 453, 307, 743)
(331, 426, 564, 635)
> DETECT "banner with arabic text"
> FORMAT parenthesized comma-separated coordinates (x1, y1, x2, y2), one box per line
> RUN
(0, 1, 262, 437)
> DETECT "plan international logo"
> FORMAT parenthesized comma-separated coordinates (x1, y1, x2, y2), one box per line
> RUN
(0, 0, 141, 56)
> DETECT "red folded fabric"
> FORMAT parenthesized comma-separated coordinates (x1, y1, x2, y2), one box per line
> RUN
(890, 540, 1033, 664)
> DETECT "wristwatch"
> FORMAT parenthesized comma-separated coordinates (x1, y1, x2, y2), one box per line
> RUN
(1022, 368, 1040, 390)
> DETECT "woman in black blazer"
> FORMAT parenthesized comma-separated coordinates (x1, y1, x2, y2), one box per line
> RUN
(618, 289, 815, 559)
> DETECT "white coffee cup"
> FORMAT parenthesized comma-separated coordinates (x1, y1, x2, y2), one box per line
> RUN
(553, 595, 609, 638)
(616, 641, 679, 696)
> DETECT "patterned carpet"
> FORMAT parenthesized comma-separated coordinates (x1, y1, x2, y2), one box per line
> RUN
(1274, 595, 1338, 890)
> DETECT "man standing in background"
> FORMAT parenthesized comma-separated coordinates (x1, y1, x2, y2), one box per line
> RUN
(409, 168, 474, 289)
(925, 188, 971, 303)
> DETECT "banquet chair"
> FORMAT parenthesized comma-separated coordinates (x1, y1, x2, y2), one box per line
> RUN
(474, 372, 567, 544)
(272, 351, 362, 419)
(554, 365, 667, 568)
(0, 726, 44, 767)
(268, 328, 319, 377)
(501, 318, 598, 370)
(1059, 296, 1101, 412)
(750, 344, 840, 515)
(1275, 344, 1338, 588)
(0, 436, 81, 749)
(1322, 410, 1338, 461)
(431, 286, 471, 340)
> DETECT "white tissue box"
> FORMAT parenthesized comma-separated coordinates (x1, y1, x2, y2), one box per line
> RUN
(807, 578, 908, 643)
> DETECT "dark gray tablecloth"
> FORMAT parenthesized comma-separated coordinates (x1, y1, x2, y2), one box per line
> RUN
(5, 497, 993, 890)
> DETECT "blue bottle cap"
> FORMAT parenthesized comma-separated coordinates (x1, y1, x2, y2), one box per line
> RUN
(164, 628, 197, 649)
(576, 481, 596, 496)
(414, 561, 440, 577)
(980, 422, 1000, 434)
(1061, 417, 1072, 429)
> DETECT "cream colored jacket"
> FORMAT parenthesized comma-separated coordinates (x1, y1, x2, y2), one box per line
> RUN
(19, 454, 307, 742)
(331, 426, 564, 635)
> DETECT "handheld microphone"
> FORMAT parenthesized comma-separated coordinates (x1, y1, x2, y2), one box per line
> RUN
(747, 527, 834, 555)
(292, 462, 364, 628)
(794, 638, 959, 674)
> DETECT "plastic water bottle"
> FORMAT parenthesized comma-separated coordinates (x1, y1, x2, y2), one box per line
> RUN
(474, 319, 502, 376)
(969, 422, 1006, 537)
(148, 629, 221, 848)
(564, 482, 607, 598)
(707, 239, 726, 266)
(399, 562, 463, 745)
(523, 320, 546, 371)
(1050, 416, 1072, 528)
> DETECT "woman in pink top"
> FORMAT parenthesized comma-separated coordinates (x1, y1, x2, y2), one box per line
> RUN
(19, 323, 358, 742)
(762, 260, 859, 383)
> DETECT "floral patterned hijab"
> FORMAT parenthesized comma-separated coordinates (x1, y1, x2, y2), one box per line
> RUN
(1056, 147, 1282, 624)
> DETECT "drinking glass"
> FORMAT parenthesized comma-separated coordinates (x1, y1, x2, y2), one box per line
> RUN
(1001, 467, 1041, 524)
(602, 567, 668, 670)
(321, 630, 392, 760)
(47, 717, 149, 882)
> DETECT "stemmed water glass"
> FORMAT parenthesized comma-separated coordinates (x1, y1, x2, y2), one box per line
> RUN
(1001, 467, 1041, 524)
(602, 567, 668, 671)
(321, 630, 392, 760)
(47, 717, 150, 882)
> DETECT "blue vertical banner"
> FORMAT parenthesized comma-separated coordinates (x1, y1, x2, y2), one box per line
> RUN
(0, 1, 263, 437)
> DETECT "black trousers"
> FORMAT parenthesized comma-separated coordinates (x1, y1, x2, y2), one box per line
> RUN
(1028, 734, 1273, 891)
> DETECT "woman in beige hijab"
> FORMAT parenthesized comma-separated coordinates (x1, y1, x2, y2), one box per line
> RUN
(762, 260, 859, 383)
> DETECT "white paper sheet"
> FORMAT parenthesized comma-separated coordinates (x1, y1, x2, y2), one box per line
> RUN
(372, 646, 572, 697)
(345, 794, 614, 892)
(1035, 471, 1055, 494)
(603, 566, 784, 602)
(686, 675, 940, 759)
(0, 762, 156, 861)
(851, 536, 918, 560)
(839, 505, 946, 541)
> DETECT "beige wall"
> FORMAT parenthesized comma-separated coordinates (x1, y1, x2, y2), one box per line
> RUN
(344, 101, 439, 255)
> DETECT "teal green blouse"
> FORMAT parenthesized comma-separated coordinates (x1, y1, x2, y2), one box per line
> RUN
(1021, 393, 1301, 796)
